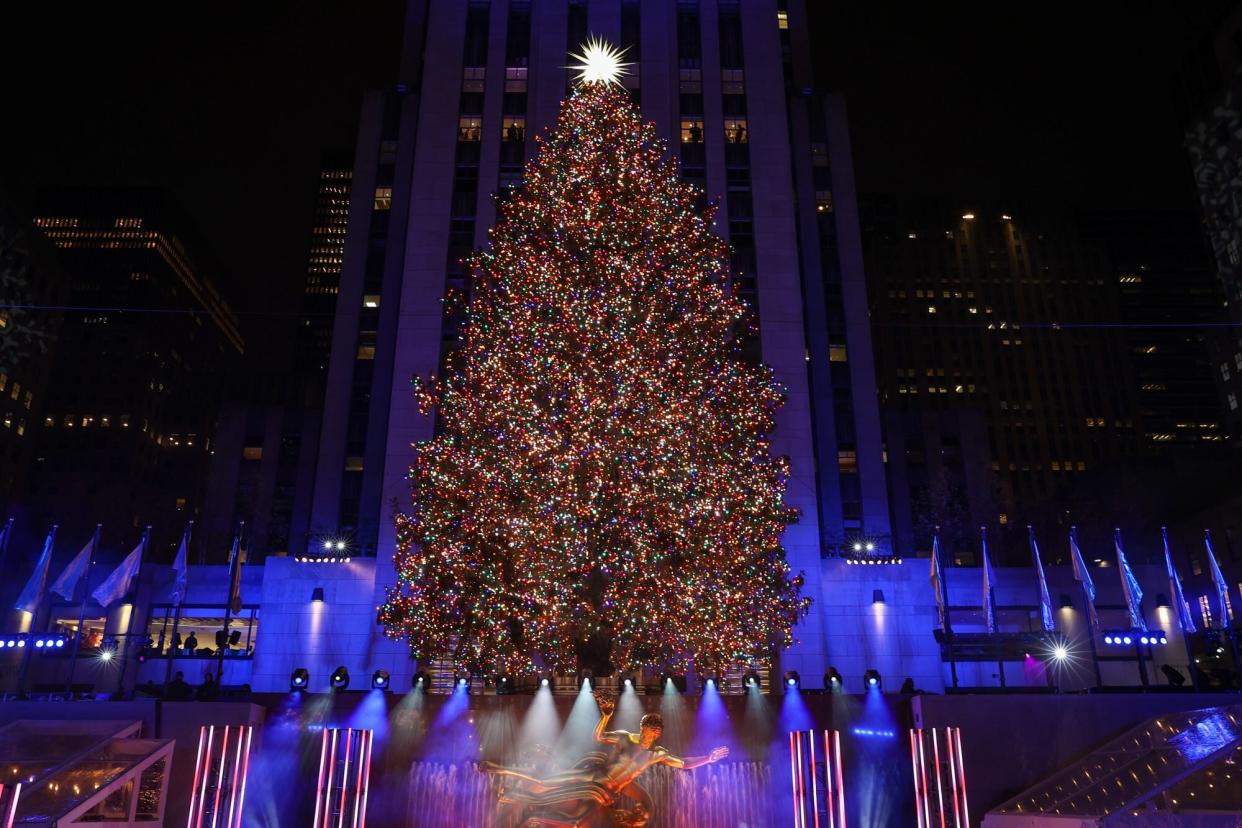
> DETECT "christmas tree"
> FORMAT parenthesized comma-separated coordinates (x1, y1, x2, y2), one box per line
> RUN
(380, 43, 808, 675)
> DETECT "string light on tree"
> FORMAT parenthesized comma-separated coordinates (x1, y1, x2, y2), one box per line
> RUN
(379, 45, 809, 676)
(567, 37, 631, 87)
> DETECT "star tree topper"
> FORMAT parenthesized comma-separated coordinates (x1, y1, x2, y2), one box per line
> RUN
(568, 37, 632, 87)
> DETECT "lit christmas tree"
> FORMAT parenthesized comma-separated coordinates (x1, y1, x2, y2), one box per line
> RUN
(379, 42, 808, 675)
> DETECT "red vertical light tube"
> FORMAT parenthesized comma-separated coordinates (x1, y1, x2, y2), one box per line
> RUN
(945, 727, 962, 828)
(311, 729, 329, 828)
(822, 730, 835, 828)
(357, 730, 374, 828)
(195, 726, 215, 828)
(210, 726, 231, 828)
(809, 728, 821, 828)
(790, 732, 802, 828)
(186, 727, 207, 828)
(322, 729, 339, 828)
(932, 728, 946, 828)
(954, 727, 970, 828)
(833, 730, 846, 828)
(909, 730, 924, 828)
(917, 729, 932, 828)
(232, 726, 254, 828)
(225, 726, 244, 828)
(337, 730, 354, 828)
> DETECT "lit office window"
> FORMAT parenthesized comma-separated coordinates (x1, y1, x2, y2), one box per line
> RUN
(458, 117, 482, 142)
(1199, 594, 1213, 629)
(502, 117, 526, 142)
(723, 118, 748, 144)
(777, 10, 789, 29)
(680, 119, 704, 143)
(373, 187, 393, 210)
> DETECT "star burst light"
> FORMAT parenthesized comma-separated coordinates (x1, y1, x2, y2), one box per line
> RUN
(568, 37, 631, 87)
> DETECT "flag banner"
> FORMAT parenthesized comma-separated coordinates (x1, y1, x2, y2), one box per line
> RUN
(1069, 527, 1100, 630)
(51, 531, 95, 601)
(170, 523, 191, 606)
(15, 527, 57, 614)
(1204, 530, 1232, 629)
(92, 538, 144, 608)
(1029, 527, 1055, 632)
(981, 527, 998, 633)
(930, 534, 947, 630)
(1115, 529, 1145, 629)
(1162, 527, 1196, 634)
(226, 532, 244, 615)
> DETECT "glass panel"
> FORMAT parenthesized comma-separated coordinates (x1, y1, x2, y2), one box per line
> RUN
(135, 758, 165, 821)
(144, 607, 257, 658)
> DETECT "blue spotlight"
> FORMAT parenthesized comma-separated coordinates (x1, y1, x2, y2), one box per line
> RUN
(371, 669, 390, 690)
(412, 670, 429, 689)
(783, 671, 801, 691)
(330, 665, 350, 691)
(743, 670, 762, 691)
(864, 669, 882, 689)
(1122, 635, 1133, 645)
(824, 667, 843, 690)
(1104, 635, 1114, 645)
(290, 668, 309, 690)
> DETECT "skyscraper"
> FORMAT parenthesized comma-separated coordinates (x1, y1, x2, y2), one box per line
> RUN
(297, 158, 353, 389)
(310, 0, 889, 682)
(26, 189, 243, 552)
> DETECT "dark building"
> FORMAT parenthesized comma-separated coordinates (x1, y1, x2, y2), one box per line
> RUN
(26, 190, 244, 556)
(306, 0, 892, 681)
(1178, 1, 1242, 441)
(865, 200, 1142, 558)
(296, 158, 353, 391)
(1080, 211, 1226, 448)
(0, 200, 67, 505)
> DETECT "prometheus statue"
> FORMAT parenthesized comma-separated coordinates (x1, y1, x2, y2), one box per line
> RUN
(482, 691, 729, 827)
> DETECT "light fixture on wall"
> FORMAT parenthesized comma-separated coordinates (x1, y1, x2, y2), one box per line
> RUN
(1058, 594, 1074, 610)
(873, 589, 885, 605)
(290, 668, 309, 691)
(311, 587, 325, 603)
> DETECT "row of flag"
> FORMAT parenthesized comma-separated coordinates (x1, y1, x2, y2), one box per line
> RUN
(12, 521, 246, 621)
(930, 526, 1232, 635)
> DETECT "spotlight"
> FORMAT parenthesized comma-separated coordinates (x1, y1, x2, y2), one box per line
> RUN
(34, 638, 44, 649)
(865, 542, 875, 552)
(496, 674, 514, 695)
(578, 668, 594, 688)
(1122, 635, 1133, 645)
(99, 650, 112, 662)
(454, 673, 471, 693)
(330, 665, 350, 691)
(371, 669, 390, 690)
(824, 667, 843, 691)
(658, 673, 687, 692)
(1052, 645, 1068, 662)
(864, 669, 882, 689)
(1159, 635, 1168, 645)
(412, 671, 429, 690)
(1104, 635, 1114, 645)
(1139, 635, 1150, 645)
(290, 668, 309, 690)
(783, 671, 801, 691)
(743, 670, 762, 691)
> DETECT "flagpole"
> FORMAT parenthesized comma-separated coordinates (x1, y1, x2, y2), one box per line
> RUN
(115, 526, 151, 698)
(936, 527, 959, 689)
(64, 524, 101, 697)
(17, 525, 57, 698)
(1071, 526, 1104, 689)
(163, 521, 192, 695)
(0, 517, 14, 591)
(215, 521, 243, 695)
(1207, 528, 1242, 683)
(1162, 527, 1199, 692)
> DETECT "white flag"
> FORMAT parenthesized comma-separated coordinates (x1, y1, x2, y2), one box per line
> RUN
(91, 538, 144, 608)
(15, 527, 57, 614)
(1204, 530, 1232, 628)
(981, 527, 998, 633)
(51, 530, 95, 601)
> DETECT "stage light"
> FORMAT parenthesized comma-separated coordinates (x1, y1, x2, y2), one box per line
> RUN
(99, 650, 112, 662)
(783, 671, 801, 691)
(371, 669, 390, 690)
(291, 668, 309, 690)
(412, 671, 429, 690)
(824, 667, 843, 690)
(496, 674, 515, 695)
(454, 673, 471, 693)
(1052, 645, 1068, 661)
(1139, 635, 1150, 645)
(330, 666, 350, 691)
(540, 677, 550, 687)
(865, 542, 875, 552)
(853, 542, 863, 552)
(1122, 636, 1133, 645)
(743, 670, 762, 691)
(659, 673, 687, 692)
(579, 668, 593, 687)
(1159, 635, 1168, 645)
(34, 638, 44, 648)
(864, 669, 882, 689)
(1104, 635, 1114, 645)
(323, 540, 332, 550)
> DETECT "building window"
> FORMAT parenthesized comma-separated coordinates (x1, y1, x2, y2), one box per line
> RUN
(23, 391, 32, 410)
(815, 191, 833, 213)
(458, 117, 482, 142)
(1226, 590, 1235, 622)
(144, 605, 260, 658)
(777, 9, 789, 29)
(829, 345, 848, 362)
(378, 140, 398, 165)
(345, 456, 364, 472)
(363, 294, 380, 309)
(838, 450, 858, 473)
(1229, 393, 1238, 411)
(723, 118, 748, 144)
(0, 373, 7, 392)
(462, 66, 486, 92)
(505, 66, 528, 92)
(356, 343, 376, 360)
(242, 446, 263, 461)
(502, 117, 526, 142)
(50, 614, 107, 652)
(373, 187, 393, 210)
(1199, 594, 1213, 628)
(678, 68, 702, 93)
(721, 68, 745, 95)
(680, 119, 704, 143)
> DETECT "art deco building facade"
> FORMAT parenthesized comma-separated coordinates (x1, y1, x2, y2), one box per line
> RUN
(297, 159, 353, 389)
(25, 190, 244, 555)
(307, 0, 891, 683)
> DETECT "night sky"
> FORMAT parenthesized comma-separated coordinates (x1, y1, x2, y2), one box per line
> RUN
(0, 2, 1205, 363)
